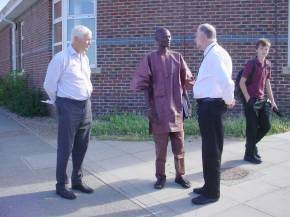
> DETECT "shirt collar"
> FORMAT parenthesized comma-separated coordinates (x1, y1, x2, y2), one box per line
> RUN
(156, 49, 171, 56)
(68, 45, 84, 57)
(204, 41, 217, 56)
(255, 57, 270, 67)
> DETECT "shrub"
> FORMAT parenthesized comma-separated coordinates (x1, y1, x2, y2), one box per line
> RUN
(0, 71, 48, 117)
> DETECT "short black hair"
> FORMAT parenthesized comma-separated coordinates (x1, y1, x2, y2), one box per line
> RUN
(155, 27, 168, 36)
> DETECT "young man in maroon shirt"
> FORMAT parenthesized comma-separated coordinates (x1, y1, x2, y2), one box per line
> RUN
(239, 38, 278, 164)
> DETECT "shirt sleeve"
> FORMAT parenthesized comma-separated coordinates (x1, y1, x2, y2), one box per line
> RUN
(43, 54, 63, 103)
(180, 54, 194, 90)
(212, 52, 235, 104)
(130, 54, 152, 91)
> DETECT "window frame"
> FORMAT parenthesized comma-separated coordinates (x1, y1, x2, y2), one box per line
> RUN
(52, 0, 97, 68)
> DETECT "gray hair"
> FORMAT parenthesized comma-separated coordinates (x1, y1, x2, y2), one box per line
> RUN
(71, 25, 92, 41)
(198, 23, 217, 41)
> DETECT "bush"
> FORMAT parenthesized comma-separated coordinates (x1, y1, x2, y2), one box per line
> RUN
(0, 71, 48, 117)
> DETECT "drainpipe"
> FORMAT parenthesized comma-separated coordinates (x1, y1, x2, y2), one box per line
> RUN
(3, 18, 16, 80)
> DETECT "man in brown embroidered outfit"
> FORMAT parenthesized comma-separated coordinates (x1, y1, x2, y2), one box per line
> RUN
(130, 27, 194, 189)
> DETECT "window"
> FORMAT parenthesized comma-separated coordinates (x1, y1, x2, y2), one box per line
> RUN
(69, 0, 94, 15)
(52, 0, 97, 68)
(52, 0, 63, 55)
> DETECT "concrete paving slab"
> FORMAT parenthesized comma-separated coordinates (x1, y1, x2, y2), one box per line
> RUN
(221, 179, 278, 203)
(22, 153, 56, 170)
(0, 111, 154, 217)
(1, 108, 290, 217)
(214, 204, 272, 217)
(259, 148, 290, 164)
(86, 144, 126, 161)
(190, 195, 239, 217)
(246, 186, 290, 217)
(113, 141, 155, 154)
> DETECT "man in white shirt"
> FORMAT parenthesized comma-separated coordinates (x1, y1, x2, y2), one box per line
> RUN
(44, 25, 94, 200)
(192, 23, 235, 205)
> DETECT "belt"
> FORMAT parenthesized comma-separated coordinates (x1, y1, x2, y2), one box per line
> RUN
(196, 98, 223, 104)
(56, 96, 89, 103)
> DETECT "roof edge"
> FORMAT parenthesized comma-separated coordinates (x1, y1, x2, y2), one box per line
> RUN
(0, 0, 39, 31)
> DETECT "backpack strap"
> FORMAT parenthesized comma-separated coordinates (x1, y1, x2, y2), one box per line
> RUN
(245, 59, 256, 86)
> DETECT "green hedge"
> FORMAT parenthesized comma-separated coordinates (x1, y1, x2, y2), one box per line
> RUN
(0, 71, 48, 117)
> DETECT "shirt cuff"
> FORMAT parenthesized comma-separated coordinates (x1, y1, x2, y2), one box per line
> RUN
(47, 92, 56, 104)
(223, 94, 234, 105)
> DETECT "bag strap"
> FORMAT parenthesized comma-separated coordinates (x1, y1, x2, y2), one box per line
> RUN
(245, 60, 256, 86)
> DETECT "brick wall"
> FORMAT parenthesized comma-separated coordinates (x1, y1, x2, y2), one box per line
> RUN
(95, 0, 290, 115)
(18, 0, 52, 89)
(0, 0, 289, 115)
(0, 27, 11, 76)
(0, 0, 52, 89)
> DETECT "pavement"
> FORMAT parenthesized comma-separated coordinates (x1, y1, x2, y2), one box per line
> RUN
(0, 109, 290, 217)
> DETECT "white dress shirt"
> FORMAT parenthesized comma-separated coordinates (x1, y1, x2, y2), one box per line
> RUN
(193, 42, 234, 105)
(43, 45, 93, 103)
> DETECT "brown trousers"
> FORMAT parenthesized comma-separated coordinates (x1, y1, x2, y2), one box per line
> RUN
(153, 131, 185, 178)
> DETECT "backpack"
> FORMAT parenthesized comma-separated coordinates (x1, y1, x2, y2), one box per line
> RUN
(234, 60, 256, 102)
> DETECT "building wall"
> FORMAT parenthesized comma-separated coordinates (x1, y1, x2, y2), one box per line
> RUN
(96, 0, 290, 115)
(18, 0, 52, 89)
(0, 27, 11, 76)
(0, 0, 289, 115)
(0, 0, 52, 89)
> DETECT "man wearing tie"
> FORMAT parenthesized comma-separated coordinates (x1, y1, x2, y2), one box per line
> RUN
(44, 25, 94, 200)
(192, 23, 235, 205)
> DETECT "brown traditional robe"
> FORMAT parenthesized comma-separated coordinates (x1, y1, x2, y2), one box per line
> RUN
(131, 50, 194, 178)
(130, 50, 194, 134)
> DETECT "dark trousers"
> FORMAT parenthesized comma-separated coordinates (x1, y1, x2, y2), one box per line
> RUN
(244, 98, 271, 155)
(153, 131, 185, 179)
(197, 99, 227, 199)
(55, 97, 92, 189)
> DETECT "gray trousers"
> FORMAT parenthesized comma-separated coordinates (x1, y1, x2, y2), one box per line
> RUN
(55, 97, 92, 188)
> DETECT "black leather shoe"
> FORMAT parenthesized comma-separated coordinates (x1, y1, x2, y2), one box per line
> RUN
(72, 183, 94, 194)
(192, 195, 219, 205)
(175, 176, 191, 189)
(193, 186, 205, 194)
(244, 155, 262, 164)
(154, 177, 166, 189)
(56, 187, 76, 200)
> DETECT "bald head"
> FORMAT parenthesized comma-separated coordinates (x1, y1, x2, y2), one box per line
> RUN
(155, 27, 171, 48)
(198, 23, 217, 41)
(155, 27, 169, 38)
(195, 23, 217, 51)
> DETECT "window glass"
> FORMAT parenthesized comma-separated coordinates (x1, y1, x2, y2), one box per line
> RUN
(69, 0, 94, 15)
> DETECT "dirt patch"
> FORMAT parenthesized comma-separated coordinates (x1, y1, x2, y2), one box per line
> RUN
(221, 167, 249, 181)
